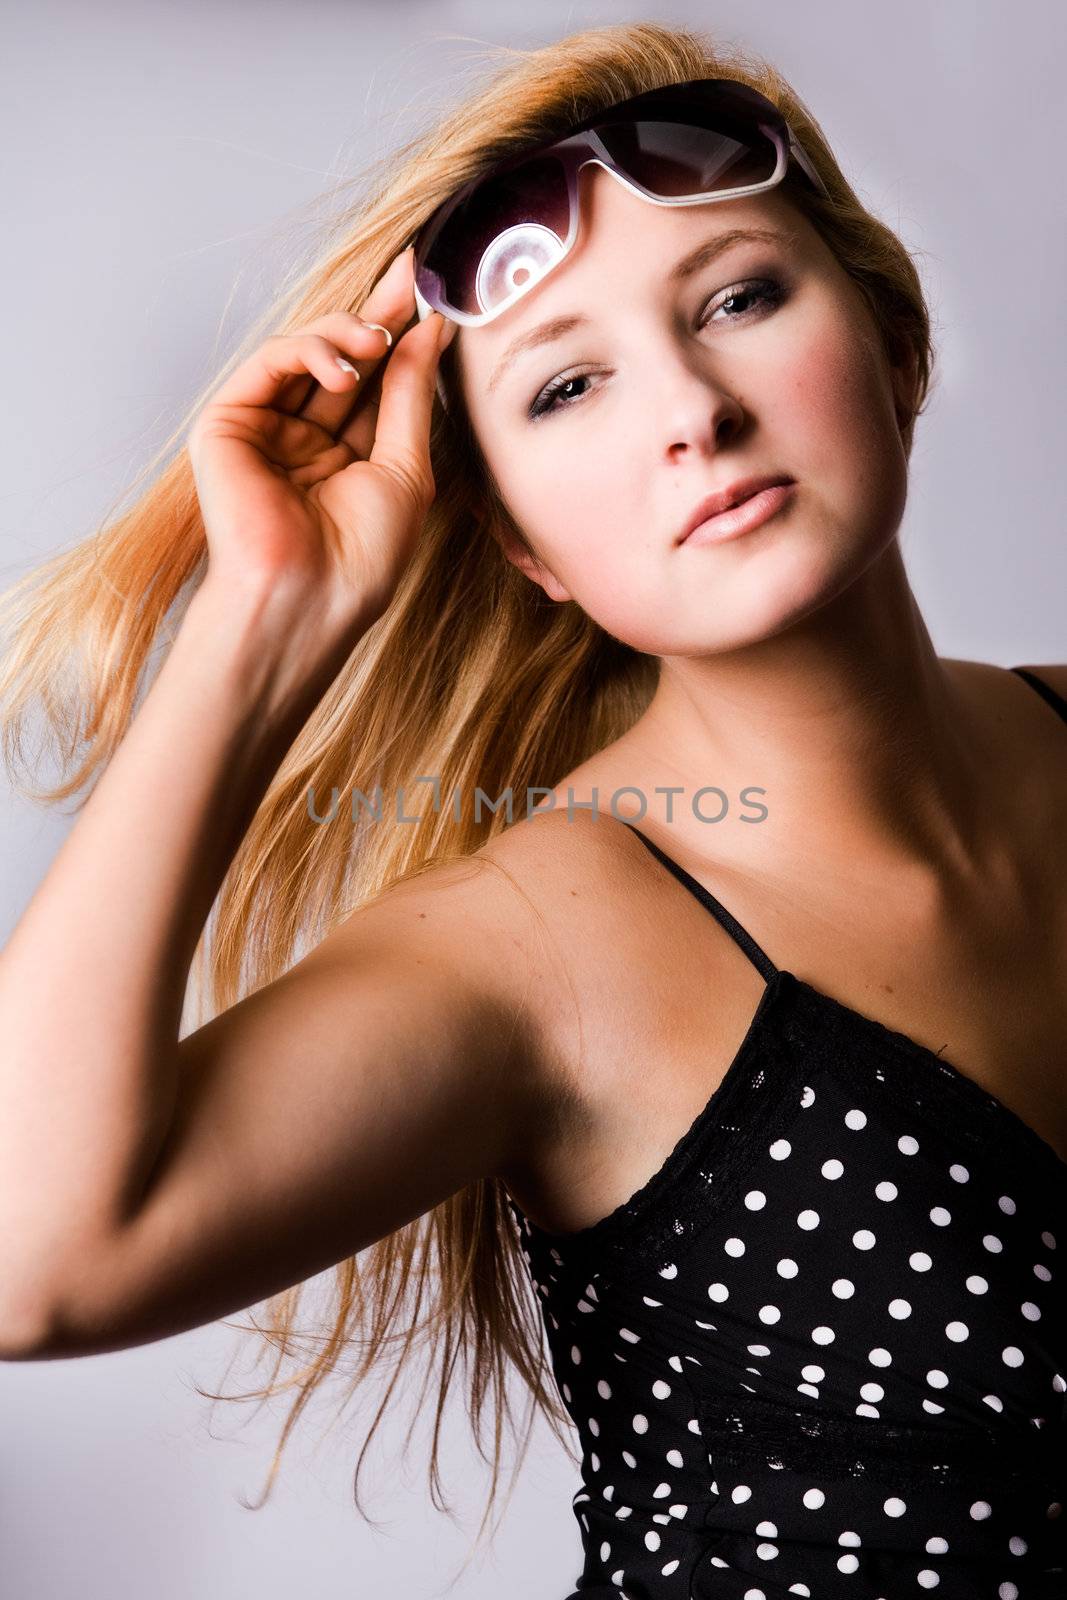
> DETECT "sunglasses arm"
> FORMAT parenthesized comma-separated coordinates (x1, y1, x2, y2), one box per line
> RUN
(412, 276, 452, 413)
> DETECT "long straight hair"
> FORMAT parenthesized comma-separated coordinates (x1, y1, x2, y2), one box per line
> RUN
(0, 18, 935, 1571)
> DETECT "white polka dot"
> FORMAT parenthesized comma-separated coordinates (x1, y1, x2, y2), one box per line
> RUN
(926, 1536, 948, 1554)
(836, 1554, 859, 1573)
(708, 1283, 729, 1303)
(982, 1394, 1003, 1413)
(949, 1163, 969, 1183)
(910, 1252, 933, 1271)
(969, 1501, 992, 1520)
(802, 1365, 826, 1382)
(916, 1569, 940, 1588)
(769, 1139, 791, 1160)
(652, 1481, 671, 1498)
(571, 1345, 581, 1364)
(869, 1348, 892, 1367)
(966, 1275, 988, 1294)
(1008, 1535, 1027, 1555)
(853, 1229, 876, 1249)
(945, 1321, 969, 1342)
(898, 1134, 920, 1154)
(983, 1234, 1004, 1253)
(802, 1488, 825, 1509)
(745, 1190, 767, 1210)
(884, 1497, 906, 1517)
(860, 1382, 884, 1401)
(1035, 1264, 1052, 1282)
(589, 1417, 600, 1436)
(1040, 1230, 1056, 1249)
(758, 1305, 781, 1325)
(620, 1327, 641, 1343)
(821, 1159, 844, 1179)
(889, 1299, 912, 1319)
(998, 1584, 1018, 1599)
(930, 1206, 952, 1227)
(598, 1380, 612, 1399)
(600, 1540, 611, 1560)
(632, 1414, 648, 1434)
(668, 1504, 687, 1519)
(926, 1369, 949, 1388)
(845, 1109, 867, 1130)
(666, 1448, 684, 1467)
(998, 1195, 1016, 1215)
(644, 1530, 660, 1551)
(652, 1379, 671, 1399)
(875, 1180, 897, 1200)
(659, 1262, 678, 1278)
(777, 1258, 799, 1278)
(724, 1237, 746, 1259)
(1021, 1301, 1041, 1321)
(755, 1542, 779, 1560)
(755, 1520, 778, 1537)
(797, 1209, 820, 1230)
(661, 1558, 680, 1575)
(812, 1326, 836, 1345)
(832, 1279, 855, 1299)
(622, 1450, 637, 1467)
(732, 1485, 752, 1504)
(838, 1530, 861, 1546)
(1002, 1346, 1024, 1368)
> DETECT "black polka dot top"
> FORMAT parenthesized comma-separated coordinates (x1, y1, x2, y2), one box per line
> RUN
(506, 667, 1067, 1599)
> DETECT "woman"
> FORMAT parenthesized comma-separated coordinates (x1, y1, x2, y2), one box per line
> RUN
(0, 19, 1063, 1599)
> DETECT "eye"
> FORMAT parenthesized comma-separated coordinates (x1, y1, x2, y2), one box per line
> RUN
(526, 276, 786, 421)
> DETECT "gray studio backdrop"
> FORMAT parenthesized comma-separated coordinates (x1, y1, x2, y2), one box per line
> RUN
(2, 2, 1064, 1597)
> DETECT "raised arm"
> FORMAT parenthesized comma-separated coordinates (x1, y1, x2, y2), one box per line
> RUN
(0, 250, 547, 1357)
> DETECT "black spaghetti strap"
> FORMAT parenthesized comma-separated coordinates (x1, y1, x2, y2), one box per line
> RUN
(1010, 665, 1067, 726)
(623, 822, 779, 982)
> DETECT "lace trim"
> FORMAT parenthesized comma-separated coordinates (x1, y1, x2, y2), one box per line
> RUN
(510, 969, 1066, 1309)
(688, 1386, 1067, 1496)
(511, 971, 809, 1297)
(785, 980, 1067, 1184)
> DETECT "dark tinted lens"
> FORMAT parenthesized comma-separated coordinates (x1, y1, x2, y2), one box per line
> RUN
(596, 115, 778, 196)
(419, 154, 571, 318)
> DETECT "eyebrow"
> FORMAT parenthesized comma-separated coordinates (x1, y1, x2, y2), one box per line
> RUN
(487, 226, 795, 394)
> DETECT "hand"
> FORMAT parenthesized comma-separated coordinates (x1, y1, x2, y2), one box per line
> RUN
(186, 247, 453, 635)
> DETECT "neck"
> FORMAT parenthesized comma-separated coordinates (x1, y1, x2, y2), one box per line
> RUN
(620, 541, 1001, 884)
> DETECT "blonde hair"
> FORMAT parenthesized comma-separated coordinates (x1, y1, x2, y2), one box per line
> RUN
(0, 18, 935, 1574)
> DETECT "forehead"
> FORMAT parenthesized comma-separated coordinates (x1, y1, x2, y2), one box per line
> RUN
(454, 177, 815, 387)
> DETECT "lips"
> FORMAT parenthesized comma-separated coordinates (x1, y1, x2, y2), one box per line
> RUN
(677, 475, 795, 545)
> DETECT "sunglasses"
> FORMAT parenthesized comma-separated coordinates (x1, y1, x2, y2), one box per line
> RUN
(409, 78, 829, 333)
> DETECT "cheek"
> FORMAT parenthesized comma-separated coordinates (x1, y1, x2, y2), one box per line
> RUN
(777, 310, 900, 480)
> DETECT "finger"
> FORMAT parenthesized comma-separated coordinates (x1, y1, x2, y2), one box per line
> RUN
(203, 330, 372, 414)
(275, 315, 388, 416)
(363, 311, 449, 504)
(290, 247, 420, 427)
(295, 315, 391, 434)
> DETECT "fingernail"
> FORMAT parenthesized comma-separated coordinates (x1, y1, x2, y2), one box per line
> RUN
(362, 321, 393, 348)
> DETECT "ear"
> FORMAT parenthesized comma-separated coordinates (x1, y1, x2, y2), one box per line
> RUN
(492, 518, 573, 604)
(888, 338, 920, 434)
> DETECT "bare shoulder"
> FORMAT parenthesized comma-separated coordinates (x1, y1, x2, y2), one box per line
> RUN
(1008, 661, 1067, 700)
